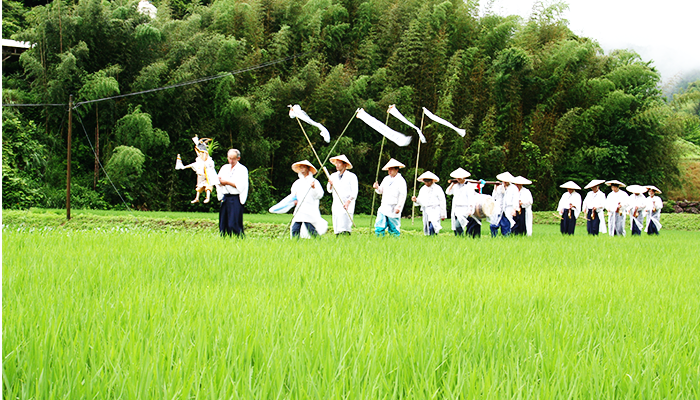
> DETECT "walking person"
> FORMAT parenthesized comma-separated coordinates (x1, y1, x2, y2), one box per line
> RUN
(290, 160, 327, 238)
(582, 180, 607, 235)
(373, 158, 408, 237)
(445, 168, 472, 236)
(627, 185, 647, 236)
(511, 176, 533, 236)
(326, 155, 358, 236)
(490, 172, 517, 237)
(412, 171, 447, 236)
(645, 186, 663, 235)
(217, 149, 249, 237)
(557, 181, 582, 235)
(605, 180, 629, 236)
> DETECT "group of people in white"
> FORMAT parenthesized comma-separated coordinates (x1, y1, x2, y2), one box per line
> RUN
(557, 179, 663, 237)
(280, 155, 665, 238)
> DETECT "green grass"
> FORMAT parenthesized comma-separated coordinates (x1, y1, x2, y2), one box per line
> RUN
(3, 220, 700, 398)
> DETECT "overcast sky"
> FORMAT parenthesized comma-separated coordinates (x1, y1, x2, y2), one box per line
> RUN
(485, 0, 700, 86)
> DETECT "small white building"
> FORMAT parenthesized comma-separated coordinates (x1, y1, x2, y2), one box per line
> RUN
(2, 39, 32, 62)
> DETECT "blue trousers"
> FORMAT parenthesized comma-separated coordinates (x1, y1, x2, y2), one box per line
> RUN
(291, 222, 318, 238)
(560, 210, 576, 235)
(490, 213, 511, 237)
(375, 212, 401, 237)
(586, 210, 600, 235)
(219, 194, 244, 237)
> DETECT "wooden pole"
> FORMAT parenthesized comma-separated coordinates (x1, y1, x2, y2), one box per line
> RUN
(411, 111, 425, 223)
(319, 109, 358, 168)
(94, 104, 99, 190)
(369, 112, 390, 229)
(66, 95, 72, 220)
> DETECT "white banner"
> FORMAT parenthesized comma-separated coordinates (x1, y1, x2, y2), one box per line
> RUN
(422, 107, 466, 137)
(356, 108, 412, 147)
(289, 104, 330, 143)
(388, 104, 426, 143)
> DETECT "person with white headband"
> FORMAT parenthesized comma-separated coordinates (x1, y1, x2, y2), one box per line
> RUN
(412, 171, 447, 236)
(289, 160, 327, 238)
(557, 181, 582, 235)
(644, 185, 663, 235)
(373, 158, 408, 237)
(605, 180, 629, 236)
(326, 154, 358, 236)
(511, 176, 533, 236)
(445, 168, 473, 237)
(581, 180, 606, 235)
(626, 185, 647, 236)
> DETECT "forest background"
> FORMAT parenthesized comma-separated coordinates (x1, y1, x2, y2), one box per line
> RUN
(3, 0, 700, 214)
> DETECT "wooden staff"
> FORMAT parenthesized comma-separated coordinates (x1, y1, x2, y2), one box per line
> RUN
(369, 112, 390, 229)
(411, 111, 425, 223)
(319, 109, 359, 168)
(294, 116, 356, 228)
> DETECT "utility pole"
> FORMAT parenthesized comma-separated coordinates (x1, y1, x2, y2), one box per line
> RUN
(66, 95, 72, 220)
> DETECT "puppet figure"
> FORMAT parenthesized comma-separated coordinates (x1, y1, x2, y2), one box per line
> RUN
(175, 136, 220, 203)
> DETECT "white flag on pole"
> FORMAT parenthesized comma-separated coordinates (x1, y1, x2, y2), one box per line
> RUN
(388, 105, 426, 143)
(289, 104, 330, 143)
(356, 108, 412, 147)
(422, 107, 466, 137)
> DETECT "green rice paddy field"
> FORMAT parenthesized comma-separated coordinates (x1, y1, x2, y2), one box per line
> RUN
(3, 209, 700, 398)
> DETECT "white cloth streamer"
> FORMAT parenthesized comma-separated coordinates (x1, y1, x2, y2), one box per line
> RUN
(422, 107, 466, 137)
(289, 104, 330, 143)
(356, 108, 412, 147)
(388, 105, 426, 143)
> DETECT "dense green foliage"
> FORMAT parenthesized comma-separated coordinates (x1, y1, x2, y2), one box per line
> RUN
(4, 227, 700, 398)
(2, 0, 693, 212)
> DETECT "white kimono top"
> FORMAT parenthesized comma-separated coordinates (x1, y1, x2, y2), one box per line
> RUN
(645, 196, 663, 232)
(605, 190, 629, 236)
(217, 162, 249, 203)
(193, 157, 220, 188)
(489, 184, 505, 226)
(327, 170, 358, 233)
(557, 191, 582, 219)
(518, 187, 534, 236)
(446, 183, 474, 230)
(582, 190, 607, 234)
(414, 184, 447, 234)
(502, 183, 520, 228)
(290, 174, 328, 236)
(375, 173, 407, 218)
(628, 193, 647, 231)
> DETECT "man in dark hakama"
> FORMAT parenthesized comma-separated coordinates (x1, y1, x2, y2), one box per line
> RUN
(218, 149, 249, 237)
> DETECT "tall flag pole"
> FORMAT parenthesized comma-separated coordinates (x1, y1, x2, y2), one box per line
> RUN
(412, 110, 425, 223)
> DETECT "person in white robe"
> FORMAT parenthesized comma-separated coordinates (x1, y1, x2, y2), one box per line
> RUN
(626, 185, 647, 236)
(373, 158, 408, 236)
(511, 176, 533, 236)
(290, 160, 327, 238)
(489, 182, 505, 236)
(581, 180, 607, 235)
(490, 171, 518, 237)
(326, 155, 358, 235)
(605, 180, 629, 236)
(644, 186, 663, 235)
(217, 149, 249, 236)
(557, 181, 582, 235)
(445, 168, 473, 236)
(412, 171, 447, 236)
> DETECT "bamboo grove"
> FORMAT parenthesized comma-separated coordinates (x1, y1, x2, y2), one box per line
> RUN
(3, 0, 698, 213)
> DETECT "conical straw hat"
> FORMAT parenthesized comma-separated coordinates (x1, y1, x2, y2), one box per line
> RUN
(292, 160, 317, 174)
(496, 171, 515, 183)
(560, 181, 581, 190)
(329, 154, 353, 169)
(417, 171, 440, 183)
(382, 158, 405, 170)
(584, 179, 605, 189)
(449, 168, 471, 179)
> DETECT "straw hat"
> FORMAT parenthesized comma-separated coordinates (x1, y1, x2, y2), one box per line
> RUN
(605, 179, 626, 187)
(496, 171, 515, 183)
(329, 154, 353, 169)
(626, 184, 647, 194)
(292, 160, 317, 174)
(560, 181, 581, 190)
(449, 168, 471, 179)
(417, 171, 440, 183)
(646, 185, 662, 194)
(382, 158, 405, 170)
(584, 179, 606, 189)
(512, 176, 532, 185)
